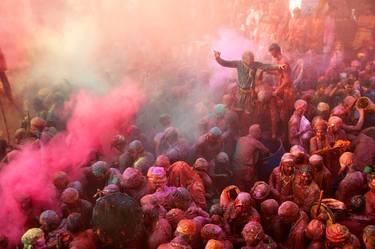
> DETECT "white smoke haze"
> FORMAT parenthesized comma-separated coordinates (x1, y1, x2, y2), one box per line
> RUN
(0, 0, 259, 140)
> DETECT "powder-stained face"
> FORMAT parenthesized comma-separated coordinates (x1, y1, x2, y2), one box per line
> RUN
(241, 52, 254, 66)
(282, 161, 295, 176)
(315, 127, 326, 140)
(300, 172, 312, 186)
(207, 133, 220, 144)
(269, 49, 279, 58)
(369, 179, 375, 191)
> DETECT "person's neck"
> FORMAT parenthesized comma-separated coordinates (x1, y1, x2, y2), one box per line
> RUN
(248, 134, 257, 139)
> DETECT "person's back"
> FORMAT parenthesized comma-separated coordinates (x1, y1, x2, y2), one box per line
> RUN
(233, 135, 260, 168)
(337, 170, 364, 206)
(233, 125, 269, 190)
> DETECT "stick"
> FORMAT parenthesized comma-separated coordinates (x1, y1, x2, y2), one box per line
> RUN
(0, 97, 10, 143)
(315, 190, 324, 217)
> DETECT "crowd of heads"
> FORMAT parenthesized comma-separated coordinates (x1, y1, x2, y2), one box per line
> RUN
(0, 0, 374, 249)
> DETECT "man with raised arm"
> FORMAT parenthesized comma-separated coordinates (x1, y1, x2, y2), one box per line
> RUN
(214, 50, 285, 131)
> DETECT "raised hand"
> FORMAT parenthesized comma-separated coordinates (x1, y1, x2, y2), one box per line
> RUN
(213, 50, 221, 59)
(278, 64, 288, 70)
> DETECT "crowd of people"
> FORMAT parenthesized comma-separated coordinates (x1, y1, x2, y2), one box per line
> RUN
(0, 0, 375, 249)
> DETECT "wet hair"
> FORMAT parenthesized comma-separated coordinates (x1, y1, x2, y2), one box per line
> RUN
(350, 195, 365, 213)
(269, 43, 281, 52)
(67, 213, 83, 234)
(300, 165, 313, 175)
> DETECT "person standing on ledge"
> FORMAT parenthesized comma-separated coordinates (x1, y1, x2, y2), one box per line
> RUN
(214, 50, 285, 134)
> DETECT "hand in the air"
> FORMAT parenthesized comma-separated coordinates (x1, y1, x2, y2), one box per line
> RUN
(355, 105, 365, 116)
(214, 50, 221, 59)
(279, 64, 287, 70)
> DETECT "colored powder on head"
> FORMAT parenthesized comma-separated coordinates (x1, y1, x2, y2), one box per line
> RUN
(0, 82, 143, 245)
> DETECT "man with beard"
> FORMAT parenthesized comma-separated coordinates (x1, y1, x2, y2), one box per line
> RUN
(269, 153, 296, 203)
(214, 50, 285, 131)
(310, 119, 330, 154)
(293, 165, 320, 213)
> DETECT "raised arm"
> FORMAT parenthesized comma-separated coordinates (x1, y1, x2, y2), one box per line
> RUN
(254, 140, 271, 155)
(343, 107, 365, 132)
(214, 51, 240, 68)
(255, 62, 281, 71)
